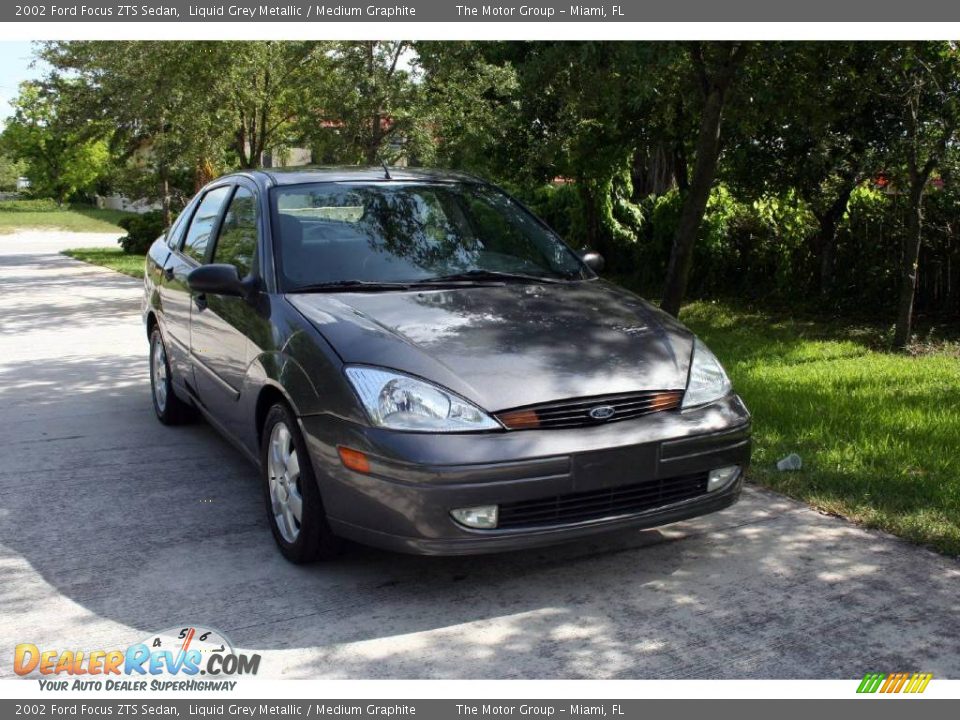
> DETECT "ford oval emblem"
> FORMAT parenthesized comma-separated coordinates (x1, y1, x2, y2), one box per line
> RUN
(588, 405, 616, 420)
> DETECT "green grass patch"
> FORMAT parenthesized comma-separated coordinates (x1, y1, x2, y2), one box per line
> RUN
(61, 248, 145, 279)
(0, 200, 134, 234)
(681, 301, 960, 555)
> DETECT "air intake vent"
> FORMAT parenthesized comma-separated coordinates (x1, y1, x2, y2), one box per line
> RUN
(497, 472, 708, 529)
(495, 390, 683, 430)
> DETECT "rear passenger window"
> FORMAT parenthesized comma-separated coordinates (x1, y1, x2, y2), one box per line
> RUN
(182, 186, 231, 262)
(213, 187, 258, 278)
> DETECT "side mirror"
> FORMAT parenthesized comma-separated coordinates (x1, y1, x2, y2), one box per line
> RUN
(187, 264, 245, 296)
(581, 251, 605, 273)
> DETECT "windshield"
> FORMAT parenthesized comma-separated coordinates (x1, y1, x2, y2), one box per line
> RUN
(271, 181, 592, 291)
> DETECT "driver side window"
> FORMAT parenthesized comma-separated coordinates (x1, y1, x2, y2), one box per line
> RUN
(212, 186, 259, 278)
(182, 186, 231, 263)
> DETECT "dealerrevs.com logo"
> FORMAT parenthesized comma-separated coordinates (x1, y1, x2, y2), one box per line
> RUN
(14, 625, 260, 692)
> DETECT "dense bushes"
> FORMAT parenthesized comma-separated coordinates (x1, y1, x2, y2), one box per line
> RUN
(117, 211, 165, 254)
(518, 178, 957, 318)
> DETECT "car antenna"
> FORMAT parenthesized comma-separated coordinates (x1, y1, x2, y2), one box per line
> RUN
(380, 161, 392, 180)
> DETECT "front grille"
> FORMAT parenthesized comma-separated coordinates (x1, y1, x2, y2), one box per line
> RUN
(494, 390, 683, 430)
(497, 472, 708, 529)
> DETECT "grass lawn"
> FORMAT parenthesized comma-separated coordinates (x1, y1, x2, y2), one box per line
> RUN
(61, 248, 145, 278)
(681, 301, 960, 555)
(0, 200, 133, 234)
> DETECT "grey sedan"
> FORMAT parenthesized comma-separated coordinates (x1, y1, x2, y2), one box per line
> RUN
(143, 167, 751, 563)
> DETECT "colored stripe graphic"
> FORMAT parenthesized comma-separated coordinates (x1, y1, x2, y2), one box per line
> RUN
(857, 672, 932, 694)
(857, 673, 886, 693)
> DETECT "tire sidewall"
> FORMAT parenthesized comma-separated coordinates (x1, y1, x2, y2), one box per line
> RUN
(260, 402, 334, 563)
(149, 328, 171, 421)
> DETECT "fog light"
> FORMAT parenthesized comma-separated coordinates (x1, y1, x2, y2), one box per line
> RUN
(707, 465, 741, 492)
(451, 505, 499, 529)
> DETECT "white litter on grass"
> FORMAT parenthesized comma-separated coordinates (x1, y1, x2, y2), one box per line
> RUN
(777, 453, 803, 471)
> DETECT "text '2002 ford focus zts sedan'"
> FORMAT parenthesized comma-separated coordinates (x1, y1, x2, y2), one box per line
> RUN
(142, 167, 751, 563)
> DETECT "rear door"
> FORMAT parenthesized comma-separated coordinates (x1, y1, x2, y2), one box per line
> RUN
(157, 185, 232, 393)
(190, 181, 265, 433)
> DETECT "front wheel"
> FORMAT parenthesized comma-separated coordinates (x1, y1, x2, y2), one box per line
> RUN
(261, 402, 342, 564)
(149, 328, 194, 425)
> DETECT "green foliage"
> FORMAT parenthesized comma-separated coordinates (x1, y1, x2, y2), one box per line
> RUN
(1, 81, 111, 205)
(0, 153, 27, 192)
(117, 211, 165, 254)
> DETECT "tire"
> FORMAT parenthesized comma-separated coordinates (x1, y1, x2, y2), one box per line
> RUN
(261, 402, 342, 564)
(149, 327, 195, 425)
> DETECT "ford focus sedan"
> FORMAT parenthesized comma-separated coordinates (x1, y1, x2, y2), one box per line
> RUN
(142, 167, 751, 563)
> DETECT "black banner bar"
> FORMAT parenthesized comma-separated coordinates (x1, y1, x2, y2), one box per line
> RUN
(1, 700, 958, 719)
(5, 0, 960, 22)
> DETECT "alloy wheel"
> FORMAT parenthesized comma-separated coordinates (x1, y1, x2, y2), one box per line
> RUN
(267, 421, 303, 543)
(152, 336, 168, 413)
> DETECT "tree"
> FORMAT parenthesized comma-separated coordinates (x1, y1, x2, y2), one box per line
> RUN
(1, 81, 109, 205)
(414, 41, 519, 172)
(41, 41, 329, 221)
(723, 43, 892, 296)
(881, 42, 960, 348)
(209, 41, 328, 168)
(308, 41, 421, 165)
(42, 41, 227, 222)
(463, 42, 661, 257)
(660, 42, 750, 317)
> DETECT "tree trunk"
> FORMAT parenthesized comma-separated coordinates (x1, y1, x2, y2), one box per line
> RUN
(893, 181, 925, 348)
(367, 111, 382, 165)
(817, 181, 856, 296)
(661, 85, 726, 317)
(160, 172, 171, 227)
(577, 179, 603, 255)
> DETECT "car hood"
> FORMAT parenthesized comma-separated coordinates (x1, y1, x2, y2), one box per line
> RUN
(286, 280, 694, 412)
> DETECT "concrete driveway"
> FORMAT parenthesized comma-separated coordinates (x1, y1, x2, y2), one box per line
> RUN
(1, 230, 958, 680)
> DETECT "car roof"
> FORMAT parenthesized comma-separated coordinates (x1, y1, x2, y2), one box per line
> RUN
(227, 166, 485, 188)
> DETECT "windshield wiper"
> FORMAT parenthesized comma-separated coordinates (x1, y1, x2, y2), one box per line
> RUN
(287, 270, 569, 293)
(420, 269, 565, 285)
(287, 280, 417, 293)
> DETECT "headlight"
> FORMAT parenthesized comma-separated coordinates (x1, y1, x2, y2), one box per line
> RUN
(682, 338, 732, 409)
(345, 366, 500, 432)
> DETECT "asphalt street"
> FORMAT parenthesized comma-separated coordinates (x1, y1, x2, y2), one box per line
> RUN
(1, 231, 958, 679)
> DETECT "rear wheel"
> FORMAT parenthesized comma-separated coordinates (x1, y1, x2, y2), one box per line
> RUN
(261, 402, 341, 564)
(149, 328, 194, 425)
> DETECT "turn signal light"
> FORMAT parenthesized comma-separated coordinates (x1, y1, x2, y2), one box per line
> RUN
(337, 446, 371, 474)
(495, 409, 541, 429)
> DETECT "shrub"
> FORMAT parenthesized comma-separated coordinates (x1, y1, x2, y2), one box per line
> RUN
(0, 198, 61, 213)
(117, 211, 165, 255)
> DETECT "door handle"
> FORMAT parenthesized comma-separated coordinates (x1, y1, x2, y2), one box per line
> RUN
(163, 267, 175, 281)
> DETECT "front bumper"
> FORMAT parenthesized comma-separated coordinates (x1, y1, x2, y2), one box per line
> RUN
(300, 393, 752, 555)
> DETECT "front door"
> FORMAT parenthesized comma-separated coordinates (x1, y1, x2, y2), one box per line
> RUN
(159, 185, 232, 395)
(190, 183, 264, 435)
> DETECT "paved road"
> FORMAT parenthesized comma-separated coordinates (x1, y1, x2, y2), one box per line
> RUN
(1, 231, 958, 680)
